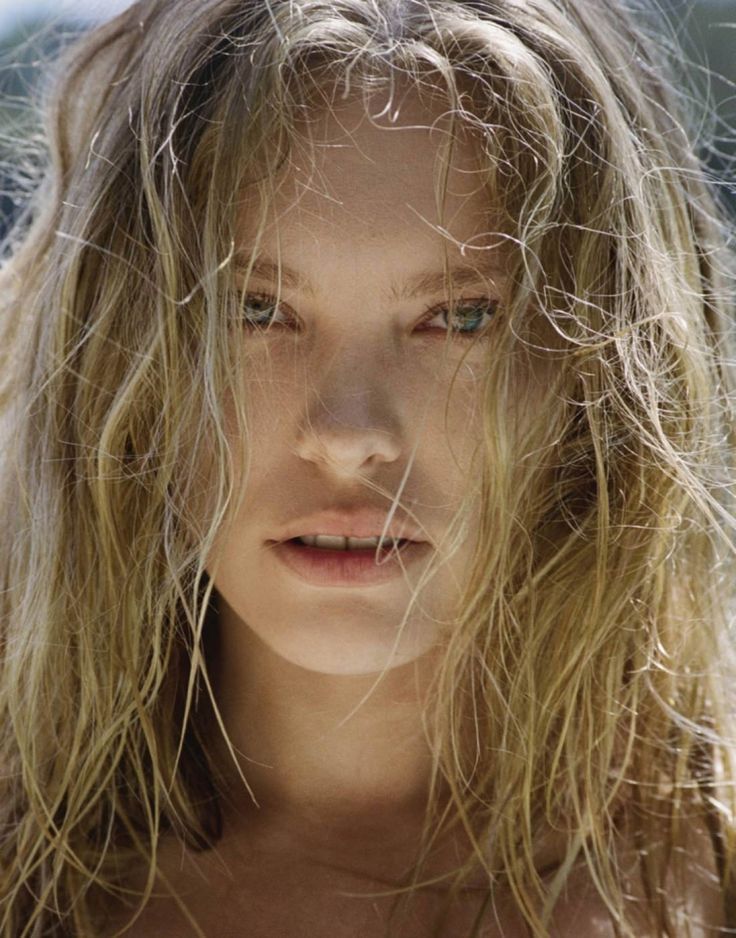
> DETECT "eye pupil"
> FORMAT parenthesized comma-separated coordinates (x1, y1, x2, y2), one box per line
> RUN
(238, 294, 499, 335)
(446, 301, 497, 334)
(243, 295, 279, 327)
(451, 306, 486, 332)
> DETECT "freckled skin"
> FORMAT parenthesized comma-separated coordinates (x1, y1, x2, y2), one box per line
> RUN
(192, 90, 516, 868)
(206, 92, 507, 678)
(99, 814, 725, 938)
(99, 92, 724, 938)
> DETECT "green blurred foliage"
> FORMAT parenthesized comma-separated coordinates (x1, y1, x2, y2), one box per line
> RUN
(661, 0, 736, 214)
(0, 1, 734, 233)
(0, 18, 84, 235)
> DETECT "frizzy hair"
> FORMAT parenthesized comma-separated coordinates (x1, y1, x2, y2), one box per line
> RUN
(0, 0, 735, 936)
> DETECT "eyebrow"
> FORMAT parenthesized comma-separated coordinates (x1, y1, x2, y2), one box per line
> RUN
(232, 253, 505, 301)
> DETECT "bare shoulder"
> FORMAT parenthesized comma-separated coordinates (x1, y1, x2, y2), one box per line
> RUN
(95, 811, 730, 938)
(548, 810, 728, 937)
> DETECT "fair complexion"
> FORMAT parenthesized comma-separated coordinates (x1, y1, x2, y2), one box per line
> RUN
(203, 90, 508, 853)
(104, 91, 725, 938)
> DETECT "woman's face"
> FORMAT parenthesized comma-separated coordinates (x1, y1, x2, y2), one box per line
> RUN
(205, 90, 512, 675)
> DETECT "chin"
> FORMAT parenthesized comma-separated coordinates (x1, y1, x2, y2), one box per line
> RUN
(251, 626, 438, 676)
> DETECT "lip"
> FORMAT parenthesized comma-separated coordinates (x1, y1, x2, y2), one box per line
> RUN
(271, 507, 427, 544)
(269, 538, 432, 587)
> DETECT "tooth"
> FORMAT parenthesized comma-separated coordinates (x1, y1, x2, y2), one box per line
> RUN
(313, 535, 348, 550)
(347, 536, 394, 549)
(296, 535, 400, 551)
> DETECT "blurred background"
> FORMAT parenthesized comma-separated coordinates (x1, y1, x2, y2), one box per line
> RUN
(0, 0, 734, 238)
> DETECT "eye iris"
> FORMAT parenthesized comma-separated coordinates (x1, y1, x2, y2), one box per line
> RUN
(448, 302, 496, 333)
(244, 296, 277, 326)
(240, 296, 498, 333)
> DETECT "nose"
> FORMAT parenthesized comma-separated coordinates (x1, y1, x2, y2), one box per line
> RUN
(293, 343, 403, 476)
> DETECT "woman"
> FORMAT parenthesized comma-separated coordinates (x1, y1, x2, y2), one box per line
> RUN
(0, 0, 734, 935)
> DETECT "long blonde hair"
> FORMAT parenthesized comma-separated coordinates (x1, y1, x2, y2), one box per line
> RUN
(1, 1, 735, 935)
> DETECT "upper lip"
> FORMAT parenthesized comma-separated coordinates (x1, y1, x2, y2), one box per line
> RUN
(271, 507, 427, 543)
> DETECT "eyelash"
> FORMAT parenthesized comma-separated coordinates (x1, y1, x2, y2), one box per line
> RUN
(237, 292, 500, 337)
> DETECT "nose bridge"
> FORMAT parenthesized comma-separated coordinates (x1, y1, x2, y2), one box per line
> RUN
(293, 331, 404, 471)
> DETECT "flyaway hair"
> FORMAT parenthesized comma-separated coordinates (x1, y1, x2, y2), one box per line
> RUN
(0, 1, 735, 935)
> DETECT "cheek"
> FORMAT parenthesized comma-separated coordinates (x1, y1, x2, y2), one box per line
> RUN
(432, 359, 486, 479)
(220, 361, 294, 465)
(219, 344, 491, 493)
(230, 343, 307, 425)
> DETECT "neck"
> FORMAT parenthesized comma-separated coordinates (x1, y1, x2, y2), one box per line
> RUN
(205, 599, 447, 847)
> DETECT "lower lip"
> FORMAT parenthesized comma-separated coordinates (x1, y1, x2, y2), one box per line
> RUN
(270, 539, 431, 587)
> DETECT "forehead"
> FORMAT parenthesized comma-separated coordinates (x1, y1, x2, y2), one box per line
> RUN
(236, 89, 500, 273)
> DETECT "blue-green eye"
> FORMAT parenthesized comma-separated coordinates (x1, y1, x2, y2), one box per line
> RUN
(420, 299, 499, 336)
(240, 293, 288, 329)
(238, 293, 499, 336)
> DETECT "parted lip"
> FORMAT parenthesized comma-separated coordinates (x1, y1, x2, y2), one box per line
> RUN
(270, 507, 427, 544)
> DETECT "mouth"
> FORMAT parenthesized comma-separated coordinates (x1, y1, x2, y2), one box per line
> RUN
(268, 537, 430, 587)
(280, 535, 415, 551)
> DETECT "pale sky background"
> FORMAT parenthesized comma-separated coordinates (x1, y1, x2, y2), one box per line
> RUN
(0, 0, 734, 36)
(1, 0, 734, 43)
(0, 0, 134, 35)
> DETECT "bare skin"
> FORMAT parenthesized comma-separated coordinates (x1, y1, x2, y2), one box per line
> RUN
(97, 92, 728, 937)
(98, 809, 725, 938)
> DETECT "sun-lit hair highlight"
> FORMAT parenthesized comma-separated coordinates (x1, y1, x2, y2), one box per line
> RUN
(0, 0, 734, 935)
